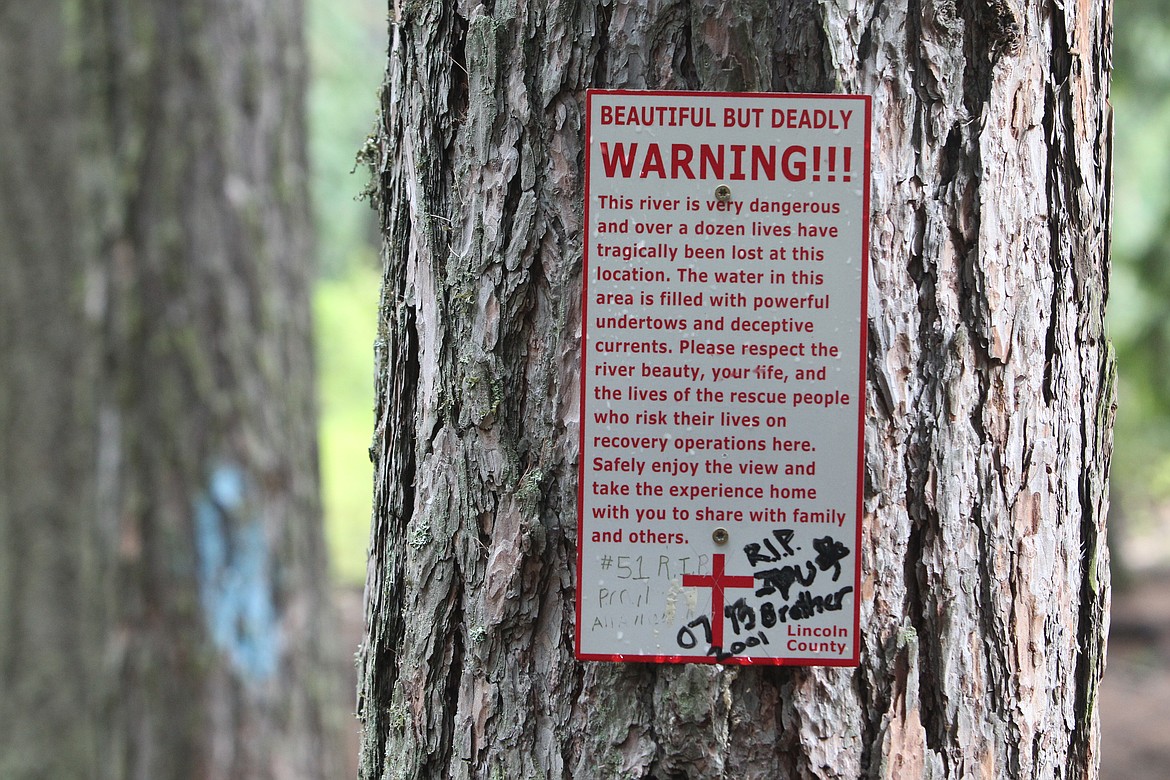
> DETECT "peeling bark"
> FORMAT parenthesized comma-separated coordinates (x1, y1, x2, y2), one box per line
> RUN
(359, 0, 1114, 777)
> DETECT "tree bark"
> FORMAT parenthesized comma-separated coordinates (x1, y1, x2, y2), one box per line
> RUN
(1, 2, 343, 777)
(358, 0, 1114, 778)
(0, 4, 104, 775)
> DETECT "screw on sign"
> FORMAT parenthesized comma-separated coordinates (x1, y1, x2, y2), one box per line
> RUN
(679, 553, 754, 650)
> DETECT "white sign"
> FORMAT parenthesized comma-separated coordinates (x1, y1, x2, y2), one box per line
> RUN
(576, 90, 870, 665)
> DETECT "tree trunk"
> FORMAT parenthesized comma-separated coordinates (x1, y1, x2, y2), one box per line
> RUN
(0, 4, 104, 775)
(1, 2, 343, 777)
(359, 0, 1114, 778)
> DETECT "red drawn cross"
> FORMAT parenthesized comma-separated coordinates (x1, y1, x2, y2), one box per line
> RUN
(682, 553, 755, 650)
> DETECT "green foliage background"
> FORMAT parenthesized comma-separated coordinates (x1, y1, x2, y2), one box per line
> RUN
(308, 0, 384, 584)
(1110, 0, 1170, 540)
(306, 0, 1170, 582)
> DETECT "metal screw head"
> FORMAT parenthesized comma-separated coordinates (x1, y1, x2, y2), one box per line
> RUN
(714, 185, 731, 202)
(712, 528, 729, 545)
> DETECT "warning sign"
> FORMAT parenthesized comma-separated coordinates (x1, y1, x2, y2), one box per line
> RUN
(576, 90, 870, 665)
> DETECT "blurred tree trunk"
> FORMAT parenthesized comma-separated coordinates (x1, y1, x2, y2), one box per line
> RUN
(0, 1, 342, 778)
(0, 4, 105, 775)
(358, 1, 1114, 778)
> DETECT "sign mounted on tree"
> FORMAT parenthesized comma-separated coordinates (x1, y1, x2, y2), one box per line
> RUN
(576, 90, 870, 666)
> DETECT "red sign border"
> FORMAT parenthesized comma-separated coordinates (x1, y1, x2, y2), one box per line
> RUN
(575, 89, 872, 667)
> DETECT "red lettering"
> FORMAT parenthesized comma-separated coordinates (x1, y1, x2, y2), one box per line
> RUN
(730, 144, 747, 180)
(782, 145, 807, 181)
(640, 143, 666, 178)
(751, 145, 775, 180)
(699, 144, 724, 178)
(672, 144, 695, 179)
(600, 142, 637, 177)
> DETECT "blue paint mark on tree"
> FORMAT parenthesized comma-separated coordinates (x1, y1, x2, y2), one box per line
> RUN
(194, 463, 280, 683)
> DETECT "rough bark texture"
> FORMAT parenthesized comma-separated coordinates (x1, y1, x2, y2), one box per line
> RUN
(359, 0, 1114, 778)
(0, 2, 342, 778)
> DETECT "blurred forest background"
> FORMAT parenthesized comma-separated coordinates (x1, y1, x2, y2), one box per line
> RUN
(1108, 0, 1170, 573)
(1095, 0, 1170, 776)
(307, 0, 384, 587)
